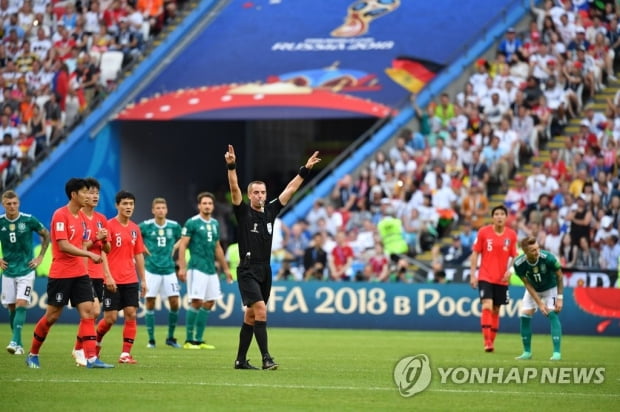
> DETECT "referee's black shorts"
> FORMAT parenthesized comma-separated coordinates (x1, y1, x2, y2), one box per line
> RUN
(237, 263, 272, 307)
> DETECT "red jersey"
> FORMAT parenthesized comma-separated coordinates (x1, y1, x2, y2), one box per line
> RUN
(84, 211, 110, 280)
(106, 218, 146, 285)
(472, 225, 518, 285)
(49, 206, 88, 279)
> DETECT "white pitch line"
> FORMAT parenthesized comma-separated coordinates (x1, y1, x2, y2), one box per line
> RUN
(5, 378, 620, 397)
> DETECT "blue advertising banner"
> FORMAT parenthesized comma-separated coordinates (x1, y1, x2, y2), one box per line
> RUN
(117, 0, 519, 120)
(2, 279, 618, 336)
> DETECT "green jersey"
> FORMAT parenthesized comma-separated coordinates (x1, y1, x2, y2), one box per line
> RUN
(513, 249, 561, 292)
(139, 218, 182, 275)
(182, 215, 220, 274)
(0, 212, 46, 277)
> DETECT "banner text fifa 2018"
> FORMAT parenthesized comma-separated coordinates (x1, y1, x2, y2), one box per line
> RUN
(2, 279, 618, 336)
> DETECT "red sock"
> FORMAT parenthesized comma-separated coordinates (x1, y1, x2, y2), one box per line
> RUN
(30, 317, 53, 355)
(122, 320, 137, 354)
(96, 319, 112, 343)
(78, 318, 97, 359)
(74, 332, 83, 351)
(490, 312, 500, 343)
(481, 308, 492, 344)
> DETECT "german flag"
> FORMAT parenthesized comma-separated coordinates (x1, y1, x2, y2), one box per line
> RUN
(385, 56, 444, 93)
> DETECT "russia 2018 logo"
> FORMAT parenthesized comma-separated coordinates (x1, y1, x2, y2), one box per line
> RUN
(393, 354, 432, 397)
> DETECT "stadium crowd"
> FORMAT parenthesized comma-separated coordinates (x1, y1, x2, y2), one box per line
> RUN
(262, 0, 620, 283)
(0, 0, 184, 189)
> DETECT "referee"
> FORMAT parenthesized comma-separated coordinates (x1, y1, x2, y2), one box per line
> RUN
(225, 145, 321, 370)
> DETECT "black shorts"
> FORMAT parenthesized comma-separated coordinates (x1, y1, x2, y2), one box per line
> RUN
(91, 278, 104, 302)
(478, 280, 510, 306)
(102, 283, 139, 311)
(237, 263, 272, 307)
(47, 275, 94, 307)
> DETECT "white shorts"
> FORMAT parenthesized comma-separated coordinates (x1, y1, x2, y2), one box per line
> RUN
(1, 272, 36, 305)
(187, 269, 222, 301)
(145, 271, 180, 299)
(520, 287, 558, 313)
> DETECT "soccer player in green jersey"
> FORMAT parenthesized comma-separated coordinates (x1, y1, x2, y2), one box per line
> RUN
(513, 236, 564, 361)
(177, 192, 232, 349)
(139, 198, 183, 348)
(0, 190, 50, 355)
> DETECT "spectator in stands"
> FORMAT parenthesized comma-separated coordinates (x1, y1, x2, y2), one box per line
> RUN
(541, 219, 562, 257)
(606, 194, 620, 226)
(460, 182, 488, 230)
(435, 92, 455, 127)
(467, 148, 490, 192)
(593, 214, 619, 246)
(30, 27, 51, 62)
(417, 194, 439, 251)
(377, 204, 408, 255)
(558, 232, 578, 267)
(568, 194, 593, 247)
(282, 222, 310, 276)
(401, 206, 421, 253)
(303, 232, 328, 281)
(60, 2, 79, 31)
(428, 135, 452, 166)
(0, 113, 17, 138)
(522, 75, 544, 108)
(481, 135, 510, 192)
(74, 53, 101, 109)
(432, 174, 459, 230)
(0, 132, 22, 180)
(544, 148, 569, 182)
(104, 0, 129, 34)
(84, 1, 103, 36)
(431, 234, 471, 270)
(328, 230, 354, 281)
(137, 0, 164, 36)
(42, 91, 62, 142)
(498, 27, 522, 63)
(575, 235, 599, 268)
(359, 242, 390, 282)
(411, 94, 441, 137)
(92, 24, 113, 53)
(482, 92, 507, 128)
(110, 17, 143, 66)
(600, 234, 620, 269)
(306, 198, 327, 234)
(26, 102, 45, 156)
(458, 220, 478, 250)
(388, 135, 414, 164)
(393, 148, 417, 178)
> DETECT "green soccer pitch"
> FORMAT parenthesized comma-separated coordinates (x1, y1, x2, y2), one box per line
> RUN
(0, 324, 617, 411)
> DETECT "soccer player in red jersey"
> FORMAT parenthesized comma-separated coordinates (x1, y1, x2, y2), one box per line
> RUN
(25, 178, 113, 368)
(469, 204, 518, 352)
(72, 177, 114, 366)
(96, 190, 146, 364)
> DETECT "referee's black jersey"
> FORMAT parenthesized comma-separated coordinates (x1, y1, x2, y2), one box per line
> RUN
(233, 198, 284, 263)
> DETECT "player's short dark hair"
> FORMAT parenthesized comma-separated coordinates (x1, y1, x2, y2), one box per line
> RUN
(84, 177, 100, 190)
(491, 205, 508, 216)
(247, 181, 266, 194)
(65, 178, 89, 199)
(197, 192, 215, 203)
(115, 190, 136, 204)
